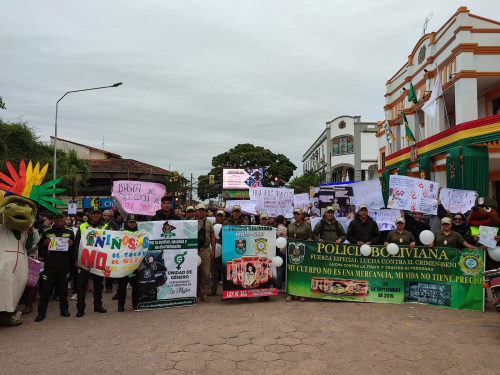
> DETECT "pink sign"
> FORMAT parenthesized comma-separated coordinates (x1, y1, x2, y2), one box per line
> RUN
(112, 180, 166, 217)
(27, 258, 41, 287)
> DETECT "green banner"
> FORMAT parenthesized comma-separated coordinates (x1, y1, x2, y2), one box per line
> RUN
(286, 241, 484, 311)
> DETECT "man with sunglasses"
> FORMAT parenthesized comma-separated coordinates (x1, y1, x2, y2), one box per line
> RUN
(432, 217, 477, 249)
(286, 208, 312, 302)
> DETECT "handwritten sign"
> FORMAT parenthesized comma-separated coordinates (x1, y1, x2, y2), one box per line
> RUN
(478, 226, 497, 249)
(78, 227, 148, 278)
(351, 179, 385, 210)
(49, 237, 70, 252)
(112, 180, 166, 217)
(368, 209, 400, 231)
(225, 200, 258, 215)
(249, 187, 294, 218)
(440, 188, 475, 213)
(27, 258, 42, 287)
(293, 193, 309, 212)
(388, 176, 439, 215)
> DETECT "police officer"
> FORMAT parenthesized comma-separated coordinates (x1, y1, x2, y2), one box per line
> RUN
(384, 217, 416, 248)
(185, 206, 196, 220)
(35, 212, 75, 322)
(72, 206, 108, 317)
(152, 197, 181, 221)
(312, 206, 346, 244)
(286, 208, 313, 302)
(116, 214, 139, 311)
(432, 217, 477, 249)
(222, 205, 245, 226)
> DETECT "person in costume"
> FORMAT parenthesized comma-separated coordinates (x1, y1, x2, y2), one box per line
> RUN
(0, 159, 66, 326)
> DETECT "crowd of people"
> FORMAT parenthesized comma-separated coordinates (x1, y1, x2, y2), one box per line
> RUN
(18, 192, 499, 322)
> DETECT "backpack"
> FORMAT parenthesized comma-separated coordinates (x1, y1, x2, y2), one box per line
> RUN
(198, 219, 207, 248)
(319, 219, 340, 240)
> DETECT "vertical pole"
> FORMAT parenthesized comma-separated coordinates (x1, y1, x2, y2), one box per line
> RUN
(53, 102, 58, 201)
(190, 173, 193, 205)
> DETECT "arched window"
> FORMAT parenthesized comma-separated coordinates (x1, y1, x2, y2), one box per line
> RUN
(332, 136, 354, 155)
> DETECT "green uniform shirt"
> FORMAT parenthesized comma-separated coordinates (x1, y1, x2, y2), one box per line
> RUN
(312, 218, 346, 243)
(287, 221, 313, 241)
(198, 219, 214, 249)
(385, 230, 415, 245)
(434, 230, 465, 248)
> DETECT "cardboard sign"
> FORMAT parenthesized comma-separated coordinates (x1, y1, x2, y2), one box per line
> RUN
(112, 180, 166, 217)
(27, 258, 42, 287)
(388, 176, 439, 215)
(249, 187, 294, 218)
(49, 237, 69, 252)
(440, 188, 475, 213)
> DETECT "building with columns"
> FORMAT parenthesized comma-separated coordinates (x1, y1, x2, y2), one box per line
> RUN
(303, 115, 378, 183)
(377, 7, 500, 202)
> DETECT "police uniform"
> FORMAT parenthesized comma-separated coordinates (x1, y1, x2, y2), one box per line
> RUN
(385, 230, 415, 245)
(37, 224, 75, 316)
(434, 230, 465, 248)
(72, 218, 108, 313)
(287, 221, 313, 241)
(198, 218, 214, 298)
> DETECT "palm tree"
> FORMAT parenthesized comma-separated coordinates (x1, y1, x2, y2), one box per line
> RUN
(61, 149, 91, 201)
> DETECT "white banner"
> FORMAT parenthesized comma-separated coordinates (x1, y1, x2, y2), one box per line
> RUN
(225, 200, 258, 215)
(368, 209, 401, 231)
(388, 176, 439, 215)
(440, 188, 475, 213)
(78, 228, 148, 278)
(351, 179, 385, 210)
(249, 187, 294, 218)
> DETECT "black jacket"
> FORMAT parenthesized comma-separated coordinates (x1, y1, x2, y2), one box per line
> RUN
(346, 214, 381, 245)
(404, 213, 430, 246)
(38, 225, 75, 267)
(151, 209, 181, 221)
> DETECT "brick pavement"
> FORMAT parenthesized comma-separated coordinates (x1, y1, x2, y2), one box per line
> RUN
(1, 288, 500, 374)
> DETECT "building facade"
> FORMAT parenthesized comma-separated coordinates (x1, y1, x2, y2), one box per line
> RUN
(303, 115, 378, 183)
(377, 7, 500, 202)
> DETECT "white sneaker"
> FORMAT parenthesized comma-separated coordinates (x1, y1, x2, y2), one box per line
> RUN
(70, 293, 77, 300)
(68, 282, 72, 290)
(126, 284, 132, 289)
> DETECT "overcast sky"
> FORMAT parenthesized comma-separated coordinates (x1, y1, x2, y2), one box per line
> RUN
(1, 1, 498, 182)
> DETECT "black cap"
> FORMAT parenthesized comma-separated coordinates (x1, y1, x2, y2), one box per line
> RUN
(90, 206, 101, 214)
(128, 214, 137, 222)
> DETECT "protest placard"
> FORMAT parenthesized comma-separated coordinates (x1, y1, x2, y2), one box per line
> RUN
(440, 188, 476, 213)
(225, 200, 258, 215)
(27, 258, 42, 287)
(249, 187, 294, 218)
(78, 228, 147, 278)
(112, 180, 166, 217)
(286, 240, 484, 311)
(368, 209, 400, 231)
(351, 179, 385, 210)
(222, 225, 278, 298)
(49, 237, 70, 252)
(294, 193, 309, 212)
(388, 176, 439, 214)
(135, 221, 198, 310)
(478, 226, 498, 249)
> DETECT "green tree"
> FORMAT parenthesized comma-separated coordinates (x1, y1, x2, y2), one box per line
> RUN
(60, 149, 91, 201)
(164, 170, 188, 200)
(0, 96, 6, 110)
(288, 168, 321, 194)
(197, 144, 296, 200)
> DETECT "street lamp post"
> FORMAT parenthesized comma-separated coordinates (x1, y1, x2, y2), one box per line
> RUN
(53, 82, 123, 198)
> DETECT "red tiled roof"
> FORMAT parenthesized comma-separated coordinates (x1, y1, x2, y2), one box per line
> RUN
(88, 159, 170, 175)
(51, 137, 122, 159)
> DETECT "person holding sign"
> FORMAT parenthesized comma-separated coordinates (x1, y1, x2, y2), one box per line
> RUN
(286, 208, 313, 302)
(116, 214, 139, 312)
(431, 217, 477, 249)
(312, 206, 345, 244)
(346, 205, 381, 245)
(72, 207, 109, 318)
(35, 213, 75, 322)
(384, 217, 415, 249)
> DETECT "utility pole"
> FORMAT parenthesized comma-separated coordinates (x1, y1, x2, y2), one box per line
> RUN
(190, 173, 193, 205)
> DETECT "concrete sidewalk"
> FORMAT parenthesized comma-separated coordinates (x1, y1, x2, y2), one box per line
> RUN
(2, 289, 500, 374)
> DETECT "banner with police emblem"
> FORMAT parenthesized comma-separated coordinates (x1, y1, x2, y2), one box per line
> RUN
(222, 225, 278, 298)
(135, 221, 198, 310)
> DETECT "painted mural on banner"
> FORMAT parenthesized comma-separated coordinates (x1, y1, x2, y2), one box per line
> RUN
(368, 209, 401, 231)
(222, 226, 278, 298)
(112, 180, 166, 217)
(440, 188, 476, 213)
(135, 221, 198, 310)
(78, 227, 147, 278)
(388, 176, 439, 215)
(249, 187, 294, 218)
(286, 240, 484, 311)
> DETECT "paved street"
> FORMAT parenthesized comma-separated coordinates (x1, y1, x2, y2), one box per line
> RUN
(2, 288, 500, 375)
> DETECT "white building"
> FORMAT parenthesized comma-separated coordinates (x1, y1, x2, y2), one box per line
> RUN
(377, 7, 500, 200)
(303, 116, 378, 183)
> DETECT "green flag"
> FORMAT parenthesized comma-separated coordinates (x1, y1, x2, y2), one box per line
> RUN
(408, 82, 418, 104)
(402, 110, 416, 142)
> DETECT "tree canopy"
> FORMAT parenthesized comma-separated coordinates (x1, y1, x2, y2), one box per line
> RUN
(287, 168, 321, 194)
(197, 144, 296, 200)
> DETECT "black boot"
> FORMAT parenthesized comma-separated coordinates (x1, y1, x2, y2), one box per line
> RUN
(94, 306, 107, 313)
(60, 310, 71, 317)
(76, 310, 85, 318)
(112, 292, 119, 301)
(118, 306, 125, 312)
(35, 314, 45, 322)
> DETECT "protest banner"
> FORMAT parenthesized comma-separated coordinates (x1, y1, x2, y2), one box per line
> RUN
(222, 225, 278, 298)
(440, 188, 476, 213)
(294, 193, 309, 212)
(368, 209, 401, 231)
(225, 200, 258, 215)
(249, 187, 294, 218)
(78, 227, 147, 278)
(388, 176, 439, 214)
(286, 240, 484, 311)
(135, 221, 198, 310)
(351, 179, 385, 210)
(112, 180, 166, 217)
